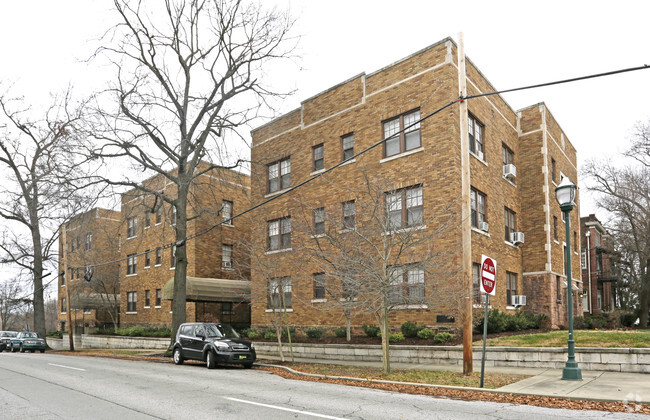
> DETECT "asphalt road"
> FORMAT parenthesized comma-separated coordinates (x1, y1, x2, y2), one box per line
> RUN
(0, 352, 646, 419)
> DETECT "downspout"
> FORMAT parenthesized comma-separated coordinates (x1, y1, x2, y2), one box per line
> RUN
(586, 231, 592, 314)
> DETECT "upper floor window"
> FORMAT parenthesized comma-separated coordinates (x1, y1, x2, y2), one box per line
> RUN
(504, 207, 516, 242)
(127, 254, 137, 275)
(155, 247, 162, 265)
(127, 291, 137, 312)
(313, 144, 324, 171)
(472, 262, 481, 303)
(61, 297, 67, 313)
(222, 200, 233, 225)
(553, 216, 558, 241)
(581, 249, 587, 269)
(574, 231, 578, 252)
(468, 114, 484, 159)
(506, 271, 518, 305)
(551, 158, 557, 184)
(268, 157, 291, 193)
(85, 233, 92, 250)
(171, 245, 176, 268)
(388, 264, 425, 305)
(313, 207, 325, 235)
(313, 273, 326, 299)
(267, 276, 292, 309)
(222, 244, 233, 268)
(155, 289, 162, 306)
(155, 207, 162, 224)
(144, 250, 151, 267)
(342, 200, 355, 229)
(145, 290, 151, 307)
(383, 109, 421, 157)
(470, 188, 487, 228)
(268, 217, 291, 251)
(145, 212, 151, 228)
(127, 217, 138, 238)
(386, 185, 423, 230)
(342, 133, 354, 161)
(170, 206, 177, 226)
(502, 144, 514, 165)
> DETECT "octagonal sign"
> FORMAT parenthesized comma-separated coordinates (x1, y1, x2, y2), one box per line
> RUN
(480, 255, 497, 296)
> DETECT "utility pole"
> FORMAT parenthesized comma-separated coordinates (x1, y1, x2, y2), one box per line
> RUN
(458, 32, 473, 375)
(62, 227, 74, 351)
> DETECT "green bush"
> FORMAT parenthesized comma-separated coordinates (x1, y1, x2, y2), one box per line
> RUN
(417, 328, 435, 340)
(362, 324, 380, 337)
(621, 312, 636, 327)
(334, 327, 347, 338)
(263, 331, 277, 340)
(305, 327, 324, 339)
(401, 321, 425, 338)
(474, 309, 546, 334)
(280, 326, 296, 338)
(388, 332, 405, 343)
(47, 330, 64, 338)
(111, 326, 171, 337)
(433, 332, 453, 343)
(247, 330, 259, 339)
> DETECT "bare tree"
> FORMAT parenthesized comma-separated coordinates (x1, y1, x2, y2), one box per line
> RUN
(291, 173, 461, 373)
(0, 278, 28, 330)
(0, 90, 97, 338)
(585, 121, 650, 327)
(88, 0, 295, 349)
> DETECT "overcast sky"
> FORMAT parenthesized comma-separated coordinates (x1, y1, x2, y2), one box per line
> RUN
(1, 0, 649, 281)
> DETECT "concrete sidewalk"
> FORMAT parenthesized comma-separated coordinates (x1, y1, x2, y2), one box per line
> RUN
(259, 354, 650, 404)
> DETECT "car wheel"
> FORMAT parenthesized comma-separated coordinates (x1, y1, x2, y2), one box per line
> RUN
(206, 350, 217, 369)
(40, 349, 45, 353)
(11, 345, 16, 353)
(19, 344, 25, 353)
(30, 349, 35, 353)
(172, 347, 184, 365)
(243, 363, 253, 369)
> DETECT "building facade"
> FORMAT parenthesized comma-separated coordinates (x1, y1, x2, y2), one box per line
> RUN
(249, 38, 582, 332)
(580, 214, 618, 314)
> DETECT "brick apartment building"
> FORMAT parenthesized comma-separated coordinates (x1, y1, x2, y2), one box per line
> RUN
(58, 208, 121, 332)
(581, 214, 618, 314)
(249, 37, 582, 332)
(118, 166, 252, 328)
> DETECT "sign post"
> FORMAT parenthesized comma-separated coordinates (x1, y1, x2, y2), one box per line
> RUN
(479, 255, 496, 388)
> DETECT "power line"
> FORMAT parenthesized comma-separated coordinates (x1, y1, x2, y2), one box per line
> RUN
(68, 63, 650, 271)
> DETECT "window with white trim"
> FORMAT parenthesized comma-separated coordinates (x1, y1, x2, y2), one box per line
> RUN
(470, 188, 487, 228)
(468, 114, 484, 158)
(342, 200, 355, 229)
(127, 217, 138, 238)
(313, 273, 326, 299)
(268, 157, 291, 193)
(383, 109, 421, 157)
(342, 133, 354, 161)
(313, 207, 325, 235)
(268, 217, 291, 251)
(222, 200, 233, 225)
(127, 291, 137, 312)
(267, 277, 291, 309)
(127, 254, 137, 275)
(313, 144, 324, 171)
(388, 264, 425, 305)
(222, 244, 233, 268)
(386, 185, 423, 230)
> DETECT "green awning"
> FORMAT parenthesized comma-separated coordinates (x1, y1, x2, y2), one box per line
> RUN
(70, 293, 120, 310)
(162, 276, 250, 303)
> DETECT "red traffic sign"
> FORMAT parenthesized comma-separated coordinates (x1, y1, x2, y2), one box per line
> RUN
(480, 255, 497, 296)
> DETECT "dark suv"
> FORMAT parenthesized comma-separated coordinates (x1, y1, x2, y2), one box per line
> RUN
(172, 323, 256, 369)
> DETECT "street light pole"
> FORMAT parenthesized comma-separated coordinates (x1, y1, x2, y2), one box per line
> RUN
(556, 177, 582, 381)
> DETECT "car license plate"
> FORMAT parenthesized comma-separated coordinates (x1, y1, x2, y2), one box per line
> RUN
(239, 355, 247, 359)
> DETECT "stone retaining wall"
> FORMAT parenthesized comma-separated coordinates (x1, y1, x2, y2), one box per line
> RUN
(47, 335, 169, 350)
(253, 342, 650, 373)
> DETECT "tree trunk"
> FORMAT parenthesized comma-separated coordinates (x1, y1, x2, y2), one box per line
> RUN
(274, 322, 285, 362)
(169, 183, 189, 352)
(345, 311, 351, 342)
(30, 200, 46, 338)
(380, 311, 391, 374)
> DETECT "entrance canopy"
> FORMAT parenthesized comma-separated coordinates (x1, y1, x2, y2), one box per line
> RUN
(70, 293, 120, 310)
(162, 276, 251, 303)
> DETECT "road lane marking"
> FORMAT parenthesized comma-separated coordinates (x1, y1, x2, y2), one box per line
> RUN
(48, 363, 87, 371)
(225, 397, 348, 420)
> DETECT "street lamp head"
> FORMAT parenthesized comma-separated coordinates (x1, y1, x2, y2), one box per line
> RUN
(555, 176, 577, 212)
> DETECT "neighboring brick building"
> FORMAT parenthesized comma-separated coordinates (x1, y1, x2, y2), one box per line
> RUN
(58, 208, 121, 333)
(249, 37, 582, 332)
(118, 165, 252, 328)
(580, 214, 618, 314)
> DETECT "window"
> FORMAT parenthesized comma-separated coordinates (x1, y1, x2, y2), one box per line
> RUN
(222, 244, 233, 268)
(342, 200, 355, 229)
(468, 114, 484, 158)
(470, 188, 487, 228)
(61, 298, 66, 313)
(574, 232, 578, 252)
(155, 207, 162, 224)
(313, 207, 325, 235)
(127, 254, 137, 275)
(144, 250, 151, 267)
(313, 273, 326, 299)
(145, 290, 151, 307)
(84, 308, 91, 315)
(504, 207, 516, 242)
(596, 253, 603, 273)
(506, 271, 517, 305)
(342, 133, 354, 161)
(85, 233, 92, 250)
(155, 289, 161, 306)
(145, 212, 151, 228)
(472, 262, 481, 303)
(127, 291, 137, 312)
(222, 302, 233, 316)
(581, 249, 587, 270)
(267, 277, 292, 309)
(222, 200, 233, 225)
(61, 271, 65, 286)
(556, 275, 562, 302)
(383, 109, 421, 157)
(553, 216, 558, 241)
(388, 264, 425, 305)
(341, 272, 357, 300)
(563, 245, 567, 275)
(170, 206, 177, 226)
(267, 217, 291, 251)
(155, 247, 162, 265)
(502, 144, 514, 165)
(386, 185, 423, 230)
(171, 245, 176, 268)
(313, 144, 324, 171)
(268, 157, 291, 193)
(127, 217, 137, 238)
(551, 158, 557, 183)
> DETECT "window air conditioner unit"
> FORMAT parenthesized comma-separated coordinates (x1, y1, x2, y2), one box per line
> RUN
(510, 232, 525, 245)
(512, 295, 527, 307)
(479, 221, 489, 232)
(222, 261, 232, 268)
(503, 164, 517, 180)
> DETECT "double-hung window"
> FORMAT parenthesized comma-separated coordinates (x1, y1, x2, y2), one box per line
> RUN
(268, 217, 291, 251)
(313, 144, 324, 171)
(313, 273, 326, 299)
(222, 244, 233, 268)
(342, 134, 354, 161)
(268, 158, 291, 193)
(155, 247, 162, 265)
(504, 207, 516, 242)
(144, 212, 151, 228)
(470, 188, 487, 228)
(145, 290, 151, 307)
(144, 250, 151, 267)
(171, 245, 176, 268)
(553, 216, 558, 241)
(342, 201, 355, 229)
(155, 289, 161, 306)
(383, 109, 421, 157)
(155, 207, 162, 224)
(472, 262, 482, 303)
(388, 264, 425, 305)
(313, 207, 325, 235)
(506, 271, 518, 306)
(468, 114, 484, 158)
(127, 217, 138, 238)
(502, 144, 514, 165)
(267, 277, 292, 309)
(127, 254, 137, 275)
(127, 292, 137, 312)
(85, 233, 92, 250)
(386, 185, 423, 230)
(222, 200, 233, 225)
